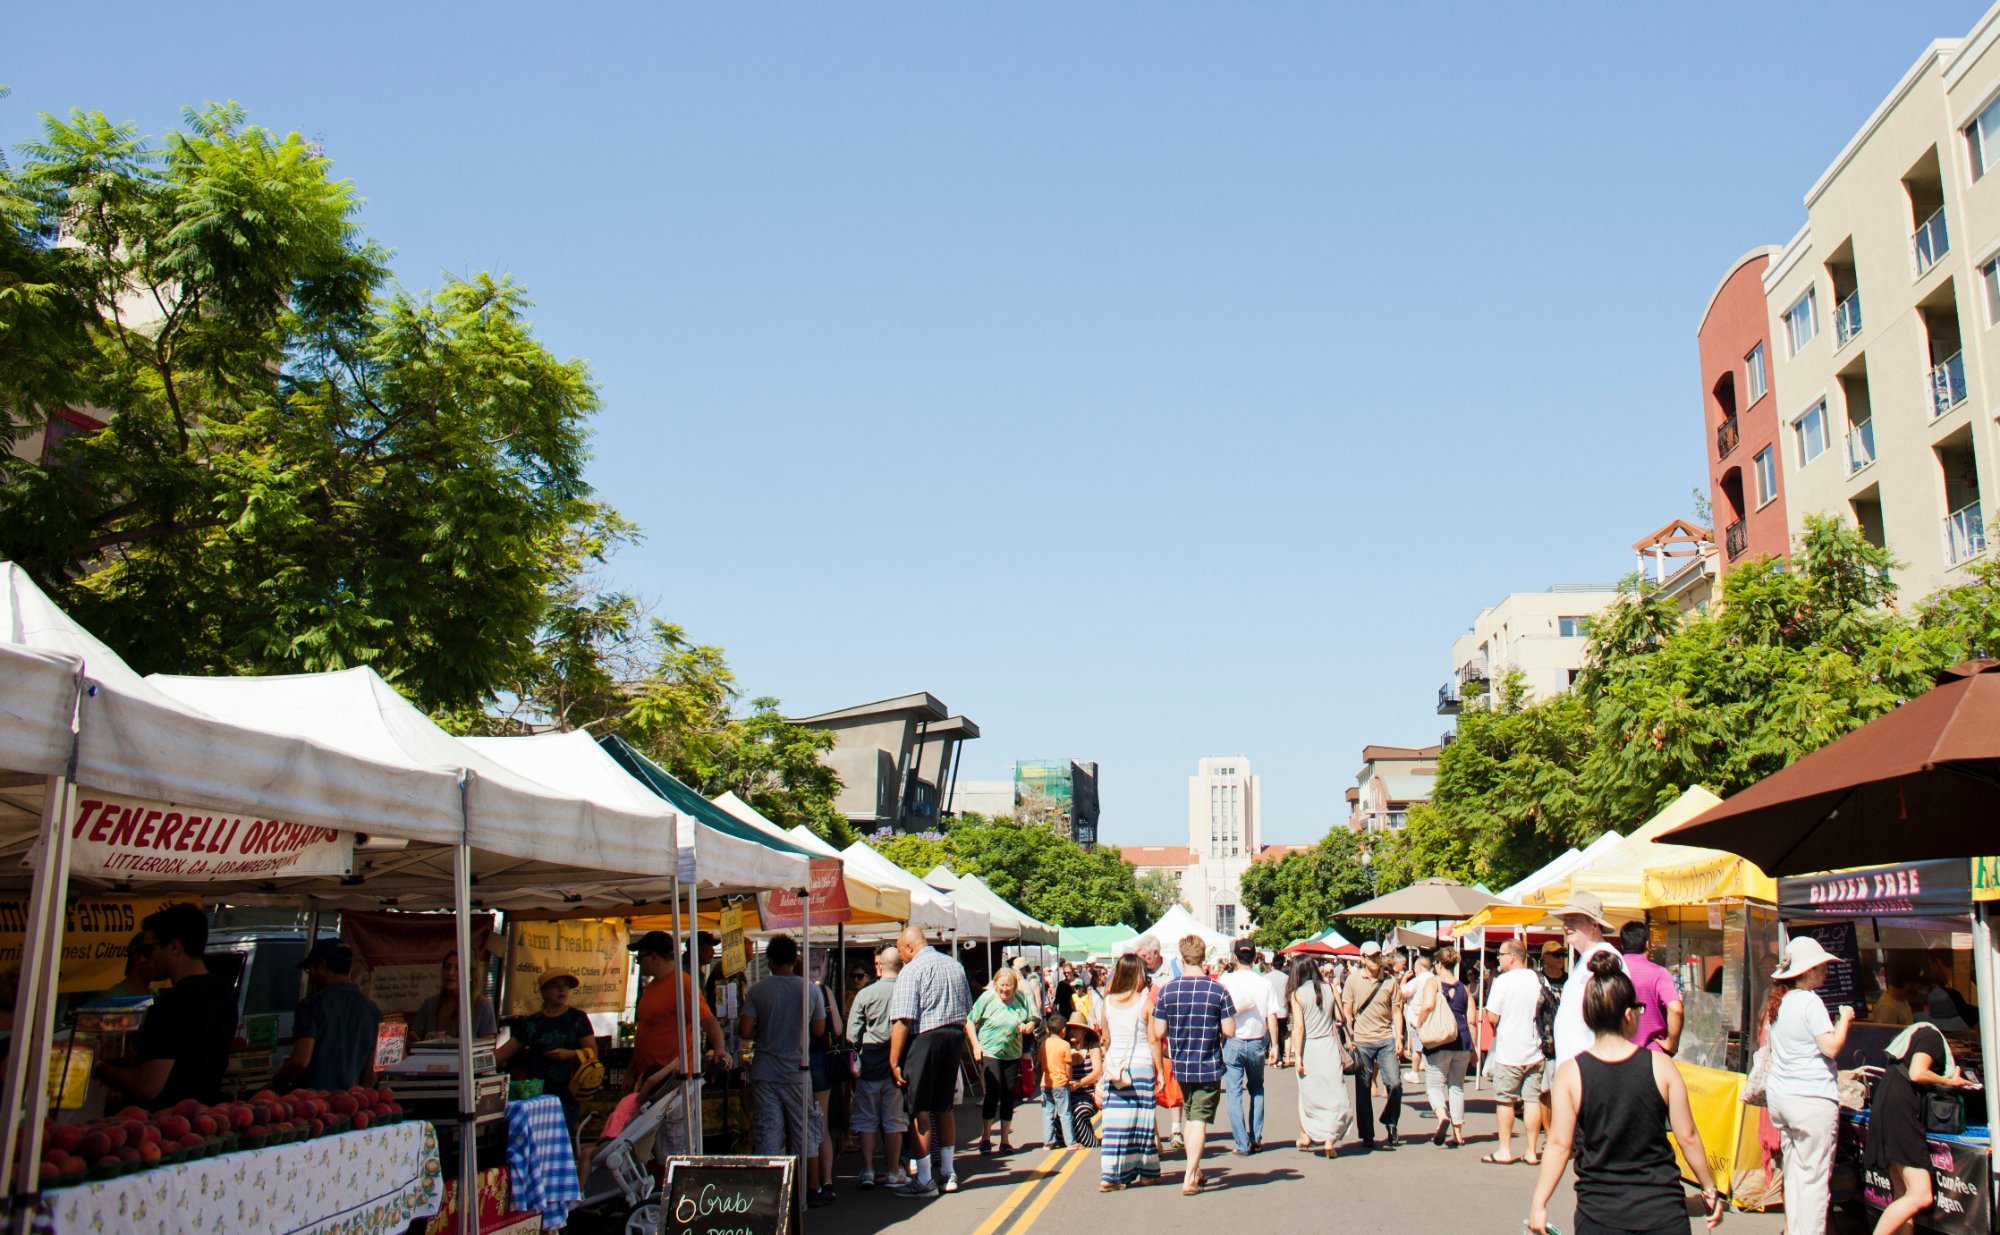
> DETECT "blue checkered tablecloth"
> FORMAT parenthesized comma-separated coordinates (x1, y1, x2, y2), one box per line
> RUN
(507, 1095, 582, 1228)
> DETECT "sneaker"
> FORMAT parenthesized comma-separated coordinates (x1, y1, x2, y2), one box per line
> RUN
(858, 1171, 876, 1190)
(1382, 1126, 1399, 1148)
(941, 1174, 959, 1193)
(884, 1170, 909, 1188)
(894, 1179, 939, 1199)
(807, 1188, 833, 1209)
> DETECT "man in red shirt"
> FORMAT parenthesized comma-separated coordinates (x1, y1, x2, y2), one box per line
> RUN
(628, 930, 732, 1159)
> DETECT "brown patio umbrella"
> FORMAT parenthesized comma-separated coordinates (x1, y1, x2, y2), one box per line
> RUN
(1335, 877, 1506, 920)
(1659, 659, 2000, 876)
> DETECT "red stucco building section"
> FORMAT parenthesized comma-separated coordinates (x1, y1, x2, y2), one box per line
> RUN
(1698, 250, 1789, 569)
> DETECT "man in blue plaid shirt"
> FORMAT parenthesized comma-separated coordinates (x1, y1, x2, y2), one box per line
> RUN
(1150, 936, 1236, 1195)
(888, 925, 972, 1199)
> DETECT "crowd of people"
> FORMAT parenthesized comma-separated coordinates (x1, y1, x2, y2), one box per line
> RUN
(700, 889, 1981, 1235)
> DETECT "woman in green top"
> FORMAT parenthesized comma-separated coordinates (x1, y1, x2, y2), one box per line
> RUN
(967, 967, 1037, 1152)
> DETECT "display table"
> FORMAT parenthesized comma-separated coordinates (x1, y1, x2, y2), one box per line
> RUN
(506, 1097, 580, 1230)
(39, 1120, 442, 1235)
(1836, 1110, 1993, 1235)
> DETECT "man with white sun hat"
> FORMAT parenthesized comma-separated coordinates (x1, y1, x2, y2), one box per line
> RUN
(1764, 935, 1853, 1235)
(1548, 891, 1623, 1069)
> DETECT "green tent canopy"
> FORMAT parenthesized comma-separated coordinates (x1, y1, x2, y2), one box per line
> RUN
(1058, 924, 1137, 960)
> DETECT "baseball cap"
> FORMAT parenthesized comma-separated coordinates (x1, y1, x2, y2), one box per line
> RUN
(297, 938, 354, 971)
(1358, 941, 1382, 956)
(628, 930, 675, 957)
(1541, 940, 1565, 956)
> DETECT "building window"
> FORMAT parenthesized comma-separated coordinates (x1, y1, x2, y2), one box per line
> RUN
(1746, 343, 1767, 403)
(1557, 616, 1590, 638)
(1982, 255, 2000, 326)
(1215, 904, 1237, 935)
(1795, 401, 1829, 466)
(1785, 288, 1818, 356)
(1754, 447, 1778, 506)
(1969, 93, 2000, 180)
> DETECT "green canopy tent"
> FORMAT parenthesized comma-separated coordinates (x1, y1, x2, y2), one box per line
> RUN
(1058, 923, 1137, 961)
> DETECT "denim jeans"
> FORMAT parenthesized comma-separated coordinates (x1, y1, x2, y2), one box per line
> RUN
(1222, 1037, 1267, 1152)
(1351, 1039, 1402, 1142)
(1041, 1085, 1074, 1146)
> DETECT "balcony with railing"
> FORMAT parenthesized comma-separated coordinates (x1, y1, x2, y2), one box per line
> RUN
(1913, 206, 1951, 277)
(1716, 416, 1739, 459)
(1946, 499, 1986, 565)
(1437, 683, 1461, 715)
(1847, 420, 1876, 474)
(1931, 351, 1968, 418)
(1834, 291, 1863, 347)
(1725, 519, 1748, 560)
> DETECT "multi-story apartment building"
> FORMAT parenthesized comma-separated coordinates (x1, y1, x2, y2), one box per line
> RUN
(1437, 585, 1618, 714)
(1700, 249, 1792, 567)
(1182, 757, 1262, 935)
(1751, 6, 2000, 601)
(1346, 744, 1441, 834)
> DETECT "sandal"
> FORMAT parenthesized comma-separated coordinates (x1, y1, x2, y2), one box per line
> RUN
(1480, 1153, 1520, 1165)
(1100, 1182, 1124, 1193)
(977, 1139, 993, 1154)
(1320, 1142, 1338, 1159)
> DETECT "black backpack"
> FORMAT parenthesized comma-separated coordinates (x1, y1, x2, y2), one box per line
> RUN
(1533, 973, 1559, 1061)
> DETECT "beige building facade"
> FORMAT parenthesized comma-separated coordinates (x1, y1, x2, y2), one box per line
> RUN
(1183, 757, 1261, 936)
(1441, 584, 1617, 713)
(1760, 6, 2000, 601)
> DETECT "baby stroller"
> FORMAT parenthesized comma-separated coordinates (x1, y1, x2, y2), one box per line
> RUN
(572, 1072, 696, 1235)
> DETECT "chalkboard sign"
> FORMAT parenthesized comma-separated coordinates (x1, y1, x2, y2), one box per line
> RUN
(661, 1156, 795, 1235)
(1791, 922, 1861, 1013)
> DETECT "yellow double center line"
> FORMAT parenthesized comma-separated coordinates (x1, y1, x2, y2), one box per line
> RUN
(966, 1124, 1097, 1235)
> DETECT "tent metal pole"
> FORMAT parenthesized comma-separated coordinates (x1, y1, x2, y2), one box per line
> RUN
(301, 901, 322, 1002)
(686, 859, 701, 1154)
(799, 882, 812, 1234)
(453, 839, 477, 1235)
(1973, 905, 2000, 1139)
(3, 771, 76, 1235)
(665, 849, 685, 1155)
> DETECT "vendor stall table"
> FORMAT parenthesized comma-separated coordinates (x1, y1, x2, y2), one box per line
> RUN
(37, 1120, 442, 1235)
(506, 1097, 581, 1230)
(1836, 1110, 1992, 1235)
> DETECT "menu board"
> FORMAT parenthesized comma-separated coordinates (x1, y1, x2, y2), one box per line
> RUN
(662, 1157, 795, 1235)
(1791, 921, 1861, 1013)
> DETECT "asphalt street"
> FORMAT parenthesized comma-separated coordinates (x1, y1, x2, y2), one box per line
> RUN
(810, 1064, 1795, 1235)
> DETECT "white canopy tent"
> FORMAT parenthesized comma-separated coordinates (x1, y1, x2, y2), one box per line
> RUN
(839, 843, 984, 938)
(1137, 904, 1232, 960)
(925, 870, 1058, 946)
(0, 566, 489, 1232)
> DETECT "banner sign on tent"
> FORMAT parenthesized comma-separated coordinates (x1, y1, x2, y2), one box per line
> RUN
(67, 791, 354, 881)
(1778, 859, 1970, 918)
(758, 858, 852, 929)
(719, 903, 747, 978)
(1972, 857, 2000, 902)
(0, 895, 180, 994)
(504, 918, 630, 1016)
(342, 911, 496, 1015)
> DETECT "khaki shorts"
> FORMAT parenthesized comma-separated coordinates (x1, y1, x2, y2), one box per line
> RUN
(1492, 1059, 1546, 1105)
(1182, 1085, 1222, 1124)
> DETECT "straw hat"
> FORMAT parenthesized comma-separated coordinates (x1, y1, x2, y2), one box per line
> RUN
(1772, 936, 1839, 981)
(1550, 891, 1616, 931)
(538, 970, 581, 992)
(1060, 1013, 1100, 1044)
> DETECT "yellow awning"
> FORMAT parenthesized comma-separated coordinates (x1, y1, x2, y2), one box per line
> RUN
(1527, 785, 1726, 917)
(1641, 851, 1776, 908)
(1453, 903, 1553, 935)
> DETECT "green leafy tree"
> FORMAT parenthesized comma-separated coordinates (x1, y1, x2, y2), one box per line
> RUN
(869, 815, 1148, 927)
(2, 104, 608, 709)
(1239, 826, 1376, 948)
(1132, 869, 1186, 925)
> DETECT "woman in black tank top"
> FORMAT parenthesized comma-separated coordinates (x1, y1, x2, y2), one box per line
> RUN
(1527, 951, 1726, 1235)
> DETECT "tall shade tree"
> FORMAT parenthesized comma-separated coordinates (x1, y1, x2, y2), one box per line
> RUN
(1, 104, 610, 709)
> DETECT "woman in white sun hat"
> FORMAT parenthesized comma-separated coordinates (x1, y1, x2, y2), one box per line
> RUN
(1761, 936, 1852, 1235)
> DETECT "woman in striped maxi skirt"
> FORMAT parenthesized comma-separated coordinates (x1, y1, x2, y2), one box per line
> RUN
(1095, 955, 1161, 1191)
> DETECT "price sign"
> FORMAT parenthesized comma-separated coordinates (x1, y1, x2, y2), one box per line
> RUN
(720, 903, 746, 978)
(662, 1156, 795, 1235)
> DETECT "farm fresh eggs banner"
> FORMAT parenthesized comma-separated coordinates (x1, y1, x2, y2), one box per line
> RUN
(67, 792, 354, 881)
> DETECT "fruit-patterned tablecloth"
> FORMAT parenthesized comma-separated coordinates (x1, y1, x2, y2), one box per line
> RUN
(39, 1119, 443, 1235)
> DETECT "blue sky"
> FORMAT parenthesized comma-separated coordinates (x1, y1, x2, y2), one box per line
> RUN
(8, 2, 1992, 846)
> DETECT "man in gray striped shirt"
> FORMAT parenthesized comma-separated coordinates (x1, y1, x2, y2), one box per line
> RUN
(888, 925, 972, 1198)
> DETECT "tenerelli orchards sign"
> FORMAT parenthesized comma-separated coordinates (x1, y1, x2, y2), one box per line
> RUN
(66, 791, 355, 881)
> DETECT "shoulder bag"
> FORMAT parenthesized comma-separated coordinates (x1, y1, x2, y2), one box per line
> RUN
(1343, 977, 1387, 1075)
(1418, 976, 1460, 1051)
